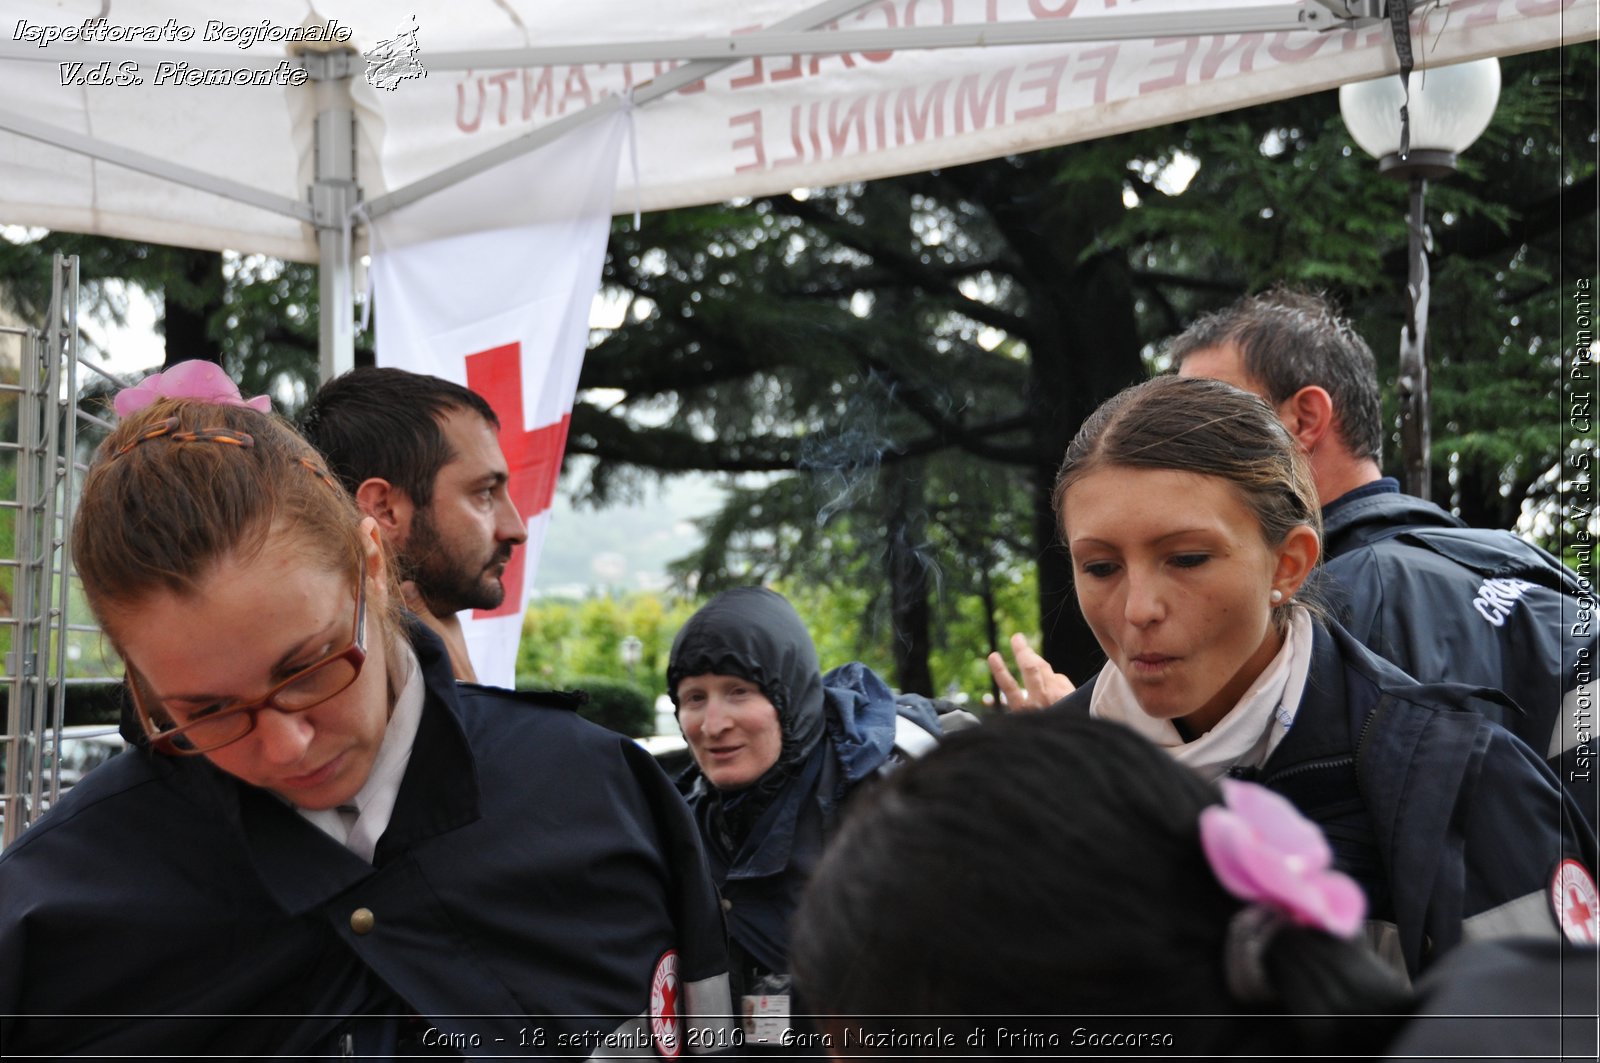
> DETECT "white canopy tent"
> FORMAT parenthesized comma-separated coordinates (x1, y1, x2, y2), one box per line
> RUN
(2, 0, 1593, 375)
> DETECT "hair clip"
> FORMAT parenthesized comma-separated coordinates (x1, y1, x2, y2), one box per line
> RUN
(114, 417, 179, 456)
(113, 419, 255, 457)
(114, 360, 272, 419)
(1199, 779, 1365, 936)
(1201, 780, 1365, 1004)
(172, 427, 255, 447)
(298, 456, 340, 491)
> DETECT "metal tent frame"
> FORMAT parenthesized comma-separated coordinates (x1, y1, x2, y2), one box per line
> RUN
(0, 255, 125, 848)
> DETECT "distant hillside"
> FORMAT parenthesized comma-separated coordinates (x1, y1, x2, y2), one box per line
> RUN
(532, 469, 725, 597)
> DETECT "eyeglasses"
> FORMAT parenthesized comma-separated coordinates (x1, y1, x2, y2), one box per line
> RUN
(127, 571, 369, 756)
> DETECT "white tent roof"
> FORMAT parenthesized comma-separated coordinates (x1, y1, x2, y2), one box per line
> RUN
(3, 0, 1592, 263)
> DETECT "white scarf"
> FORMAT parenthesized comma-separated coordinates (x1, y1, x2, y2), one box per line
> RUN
(298, 640, 424, 862)
(1090, 607, 1314, 782)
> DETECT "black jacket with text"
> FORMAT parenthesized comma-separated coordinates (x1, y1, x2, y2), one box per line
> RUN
(1317, 482, 1595, 836)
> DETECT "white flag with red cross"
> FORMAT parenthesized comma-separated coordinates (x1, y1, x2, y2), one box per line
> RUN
(370, 113, 628, 688)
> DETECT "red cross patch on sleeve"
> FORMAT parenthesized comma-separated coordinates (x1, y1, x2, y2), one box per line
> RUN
(1552, 859, 1599, 944)
(650, 949, 682, 1059)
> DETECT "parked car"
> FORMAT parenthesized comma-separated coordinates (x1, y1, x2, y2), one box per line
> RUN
(635, 732, 691, 777)
(47, 724, 127, 787)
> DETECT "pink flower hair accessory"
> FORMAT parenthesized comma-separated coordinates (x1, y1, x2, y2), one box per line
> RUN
(1199, 778, 1366, 938)
(113, 360, 271, 419)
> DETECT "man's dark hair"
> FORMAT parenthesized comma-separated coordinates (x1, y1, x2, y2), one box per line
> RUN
(298, 367, 499, 508)
(1167, 287, 1384, 464)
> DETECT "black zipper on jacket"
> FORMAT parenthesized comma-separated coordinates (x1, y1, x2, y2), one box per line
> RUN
(1257, 753, 1356, 786)
(1255, 697, 1382, 789)
(1351, 699, 1386, 794)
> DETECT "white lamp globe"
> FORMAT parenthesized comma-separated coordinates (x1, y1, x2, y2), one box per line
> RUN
(1339, 57, 1501, 176)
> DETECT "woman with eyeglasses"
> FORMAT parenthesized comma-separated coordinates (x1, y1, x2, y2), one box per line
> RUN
(0, 365, 734, 1058)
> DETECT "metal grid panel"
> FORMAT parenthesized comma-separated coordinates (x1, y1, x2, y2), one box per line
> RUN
(0, 254, 122, 848)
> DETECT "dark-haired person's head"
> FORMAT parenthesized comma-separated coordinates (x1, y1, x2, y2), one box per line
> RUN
(791, 713, 1409, 1056)
(1169, 286, 1385, 506)
(299, 367, 527, 617)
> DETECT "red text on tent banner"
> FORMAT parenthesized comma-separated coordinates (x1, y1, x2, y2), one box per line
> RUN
(464, 341, 571, 619)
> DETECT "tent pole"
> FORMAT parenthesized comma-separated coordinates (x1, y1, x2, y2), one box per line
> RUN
(305, 47, 361, 382)
(316, 226, 355, 383)
(417, 3, 1353, 69)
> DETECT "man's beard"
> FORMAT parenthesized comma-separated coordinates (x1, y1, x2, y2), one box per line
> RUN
(402, 509, 513, 616)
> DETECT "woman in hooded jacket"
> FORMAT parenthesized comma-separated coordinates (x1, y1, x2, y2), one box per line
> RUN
(667, 586, 941, 1015)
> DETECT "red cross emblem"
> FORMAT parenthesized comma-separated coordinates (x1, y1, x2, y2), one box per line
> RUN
(650, 949, 682, 1059)
(1551, 859, 1599, 944)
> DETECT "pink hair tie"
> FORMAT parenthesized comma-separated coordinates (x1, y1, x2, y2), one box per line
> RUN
(1200, 779, 1367, 1003)
(1200, 778, 1366, 937)
(113, 360, 272, 418)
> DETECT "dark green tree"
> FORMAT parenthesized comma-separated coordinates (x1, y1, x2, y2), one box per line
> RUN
(572, 43, 1595, 684)
(1106, 46, 1594, 532)
(575, 143, 1169, 682)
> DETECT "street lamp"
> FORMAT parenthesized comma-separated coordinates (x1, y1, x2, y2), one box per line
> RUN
(1339, 56, 1501, 499)
(619, 635, 643, 681)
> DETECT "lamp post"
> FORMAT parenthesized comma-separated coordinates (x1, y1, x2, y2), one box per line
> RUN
(619, 635, 643, 682)
(1339, 56, 1501, 499)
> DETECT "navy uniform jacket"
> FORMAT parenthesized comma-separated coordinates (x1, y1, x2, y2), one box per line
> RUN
(1317, 481, 1596, 834)
(1051, 620, 1596, 978)
(1385, 940, 1599, 1061)
(0, 624, 733, 1059)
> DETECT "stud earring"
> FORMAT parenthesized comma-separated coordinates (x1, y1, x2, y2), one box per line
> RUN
(1270, 589, 1285, 604)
